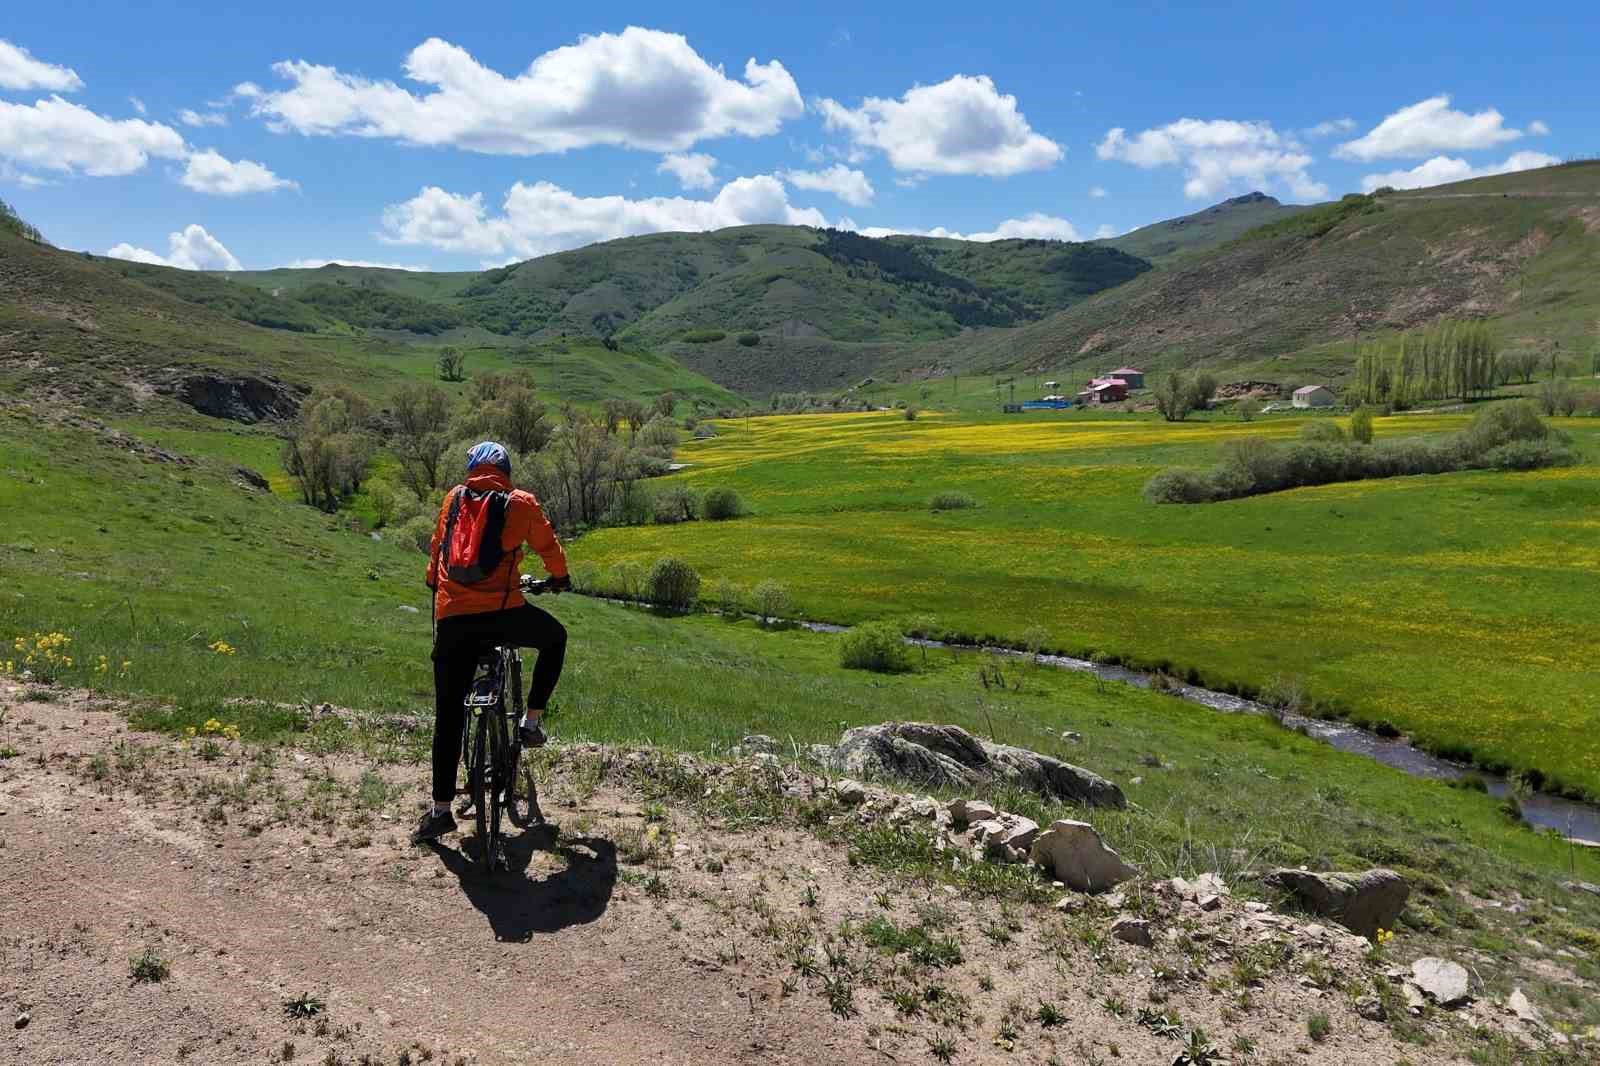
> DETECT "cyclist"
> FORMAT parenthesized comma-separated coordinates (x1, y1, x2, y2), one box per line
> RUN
(412, 441, 571, 845)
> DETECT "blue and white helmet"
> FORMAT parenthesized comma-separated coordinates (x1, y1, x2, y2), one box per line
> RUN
(465, 440, 511, 474)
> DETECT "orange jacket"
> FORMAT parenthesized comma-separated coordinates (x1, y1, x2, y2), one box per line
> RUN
(426, 468, 569, 620)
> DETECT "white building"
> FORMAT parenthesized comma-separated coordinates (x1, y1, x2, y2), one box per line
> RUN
(1292, 385, 1336, 408)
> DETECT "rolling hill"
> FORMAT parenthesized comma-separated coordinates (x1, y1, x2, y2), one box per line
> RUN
(1096, 190, 1308, 262)
(899, 162, 1600, 389)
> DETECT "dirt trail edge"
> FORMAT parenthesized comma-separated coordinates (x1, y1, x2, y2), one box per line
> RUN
(0, 682, 1554, 1065)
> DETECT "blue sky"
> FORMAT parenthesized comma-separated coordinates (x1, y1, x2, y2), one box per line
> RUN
(2, 1, 1593, 271)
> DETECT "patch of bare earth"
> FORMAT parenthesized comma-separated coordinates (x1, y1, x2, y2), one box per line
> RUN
(0, 682, 1578, 1065)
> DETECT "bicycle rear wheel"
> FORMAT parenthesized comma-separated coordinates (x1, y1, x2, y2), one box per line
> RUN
(469, 712, 489, 863)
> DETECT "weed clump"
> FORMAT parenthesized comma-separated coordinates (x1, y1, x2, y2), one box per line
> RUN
(129, 947, 170, 983)
(928, 491, 976, 512)
(840, 622, 912, 673)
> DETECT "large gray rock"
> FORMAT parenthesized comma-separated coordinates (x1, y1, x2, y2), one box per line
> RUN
(1410, 957, 1470, 1007)
(828, 722, 1125, 807)
(1110, 916, 1154, 947)
(1029, 819, 1138, 892)
(1263, 868, 1410, 939)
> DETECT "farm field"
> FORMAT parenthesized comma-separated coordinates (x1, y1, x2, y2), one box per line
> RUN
(579, 408, 1600, 798)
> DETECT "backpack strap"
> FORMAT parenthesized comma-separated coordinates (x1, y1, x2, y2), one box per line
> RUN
(436, 487, 464, 575)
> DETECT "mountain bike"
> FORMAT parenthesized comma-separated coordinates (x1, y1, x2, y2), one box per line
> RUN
(457, 574, 550, 872)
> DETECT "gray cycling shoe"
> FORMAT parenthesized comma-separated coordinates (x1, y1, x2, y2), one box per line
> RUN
(519, 720, 547, 749)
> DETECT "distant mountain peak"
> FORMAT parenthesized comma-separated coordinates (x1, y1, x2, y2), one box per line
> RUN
(1218, 191, 1279, 208)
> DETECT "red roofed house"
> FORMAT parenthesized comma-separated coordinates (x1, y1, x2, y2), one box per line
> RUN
(1077, 378, 1129, 405)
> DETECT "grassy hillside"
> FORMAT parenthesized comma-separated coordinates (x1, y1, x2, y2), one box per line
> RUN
(911, 163, 1600, 387)
(0, 229, 741, 421)
(580, 407, 1600, 799)
(1098, 191, 1308, 262)
(213, 226, 1149, 354)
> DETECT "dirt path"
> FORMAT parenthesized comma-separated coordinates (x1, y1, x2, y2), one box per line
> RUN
(0, 682, 1557, 1065)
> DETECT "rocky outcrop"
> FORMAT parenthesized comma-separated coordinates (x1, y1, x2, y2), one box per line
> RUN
(1028, 819, 1138, 892)
(1263, 867, 1409, 939)
(159, 372, 306, 423)
(827, 722, 1125, 807)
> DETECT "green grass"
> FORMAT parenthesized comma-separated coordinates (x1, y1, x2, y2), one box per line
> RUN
(578, 408, 1600, 798)
(1, 407, 1596, 956)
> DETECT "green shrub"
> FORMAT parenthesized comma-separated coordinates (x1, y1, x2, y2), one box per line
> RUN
(1463, 399, 1547, 452)
(751, 579, 792, 622)
(840, 621, 912, 673)
(904, 405, 920, 421)
(702, 487, 745, 520)
(1479, 439, 1577, 471)
(1299, 420, 1346, 442)
(646, 557, 701, 608)
(1349, 407, 1375, 444)
(651, 484, 700, 524)
(1142, 469, 1214, 504)
(397, 514, 436, 553)
(736, 332, 761, 347)
(682, 329, 726, 343)
(929, 491, 977, 512)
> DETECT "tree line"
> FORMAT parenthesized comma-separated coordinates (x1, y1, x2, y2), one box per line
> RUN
(281, 371, 695, 540)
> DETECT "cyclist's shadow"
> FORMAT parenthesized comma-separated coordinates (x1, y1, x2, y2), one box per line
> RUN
(428, 823, 618, 942)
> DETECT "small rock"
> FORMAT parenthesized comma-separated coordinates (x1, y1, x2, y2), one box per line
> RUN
(1562, 880, 1600, 898)
(1053, 895, 1083, 912)
(737, 734, 780, 756)
(1244, 901, 1270, 913)
(831, 779, 868, 805)
(1137, 753, 1163, 768)
(750, 753, 781, 770)
(1356, 996, 1387, 1022)
(1401, 983, 1426, 1014)
(1110, 916, 1154, 947)
(15, 1011, 30, 1030)
(1507, 988, 1543, 1026)
(1061, 731, 1082, 742)
(1102, 890, 1127, 910)
(397, 605, 420, 614)
(971, 813, 1041, 861)
(1197, 893, 1223, 912)
(1128, 776, 1143, 786)
(1410, 957, 1471, 1007)
(1028, 819, 1138, 893)
(946, 798, 998, 825)
(906, 797, 939, 819)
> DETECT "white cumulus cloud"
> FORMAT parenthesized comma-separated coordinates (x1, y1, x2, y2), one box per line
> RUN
(855, 212, 1082, 243)
(248, 28, 802, 155)
(178, 108, 229, 128)
(1304, 117, 1356, 138)
(379, 175, 832, 259)
(1335, 95, 1524, 161)
(106, 224, 242, 271)
(0, 96, 186, 178)
(1359, 150, 1561, 192)
(816, 74, 1061, 177)
(179, 148, 296, 196)
(780, 164, 874, 206)
(0, 39, 83, 92)
(1096, 118, 1326, 200)
(1528, 119, 1550, 136)
(657, 152, 718, 190)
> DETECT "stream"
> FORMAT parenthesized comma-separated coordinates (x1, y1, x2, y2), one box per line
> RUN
(793, 620, 1600, 842)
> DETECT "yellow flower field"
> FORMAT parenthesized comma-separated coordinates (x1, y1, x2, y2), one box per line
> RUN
(586, 410, 1600, 795)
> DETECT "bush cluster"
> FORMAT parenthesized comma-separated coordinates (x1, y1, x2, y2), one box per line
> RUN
(839, 621, 912, 673)
(1145, 401, 1575, 504)
(736, 332, 761, 347)
(682, 329, 726, 343)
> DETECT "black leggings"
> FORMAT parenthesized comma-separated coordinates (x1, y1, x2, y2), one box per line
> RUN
(431, 603, 567, 803)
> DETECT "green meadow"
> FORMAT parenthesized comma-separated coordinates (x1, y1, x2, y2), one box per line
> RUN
(579, 408, 1600, 798)
(3, 408, 1598, 916)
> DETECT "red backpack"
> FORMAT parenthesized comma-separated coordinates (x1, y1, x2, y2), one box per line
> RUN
(438, 487, 511, 585)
